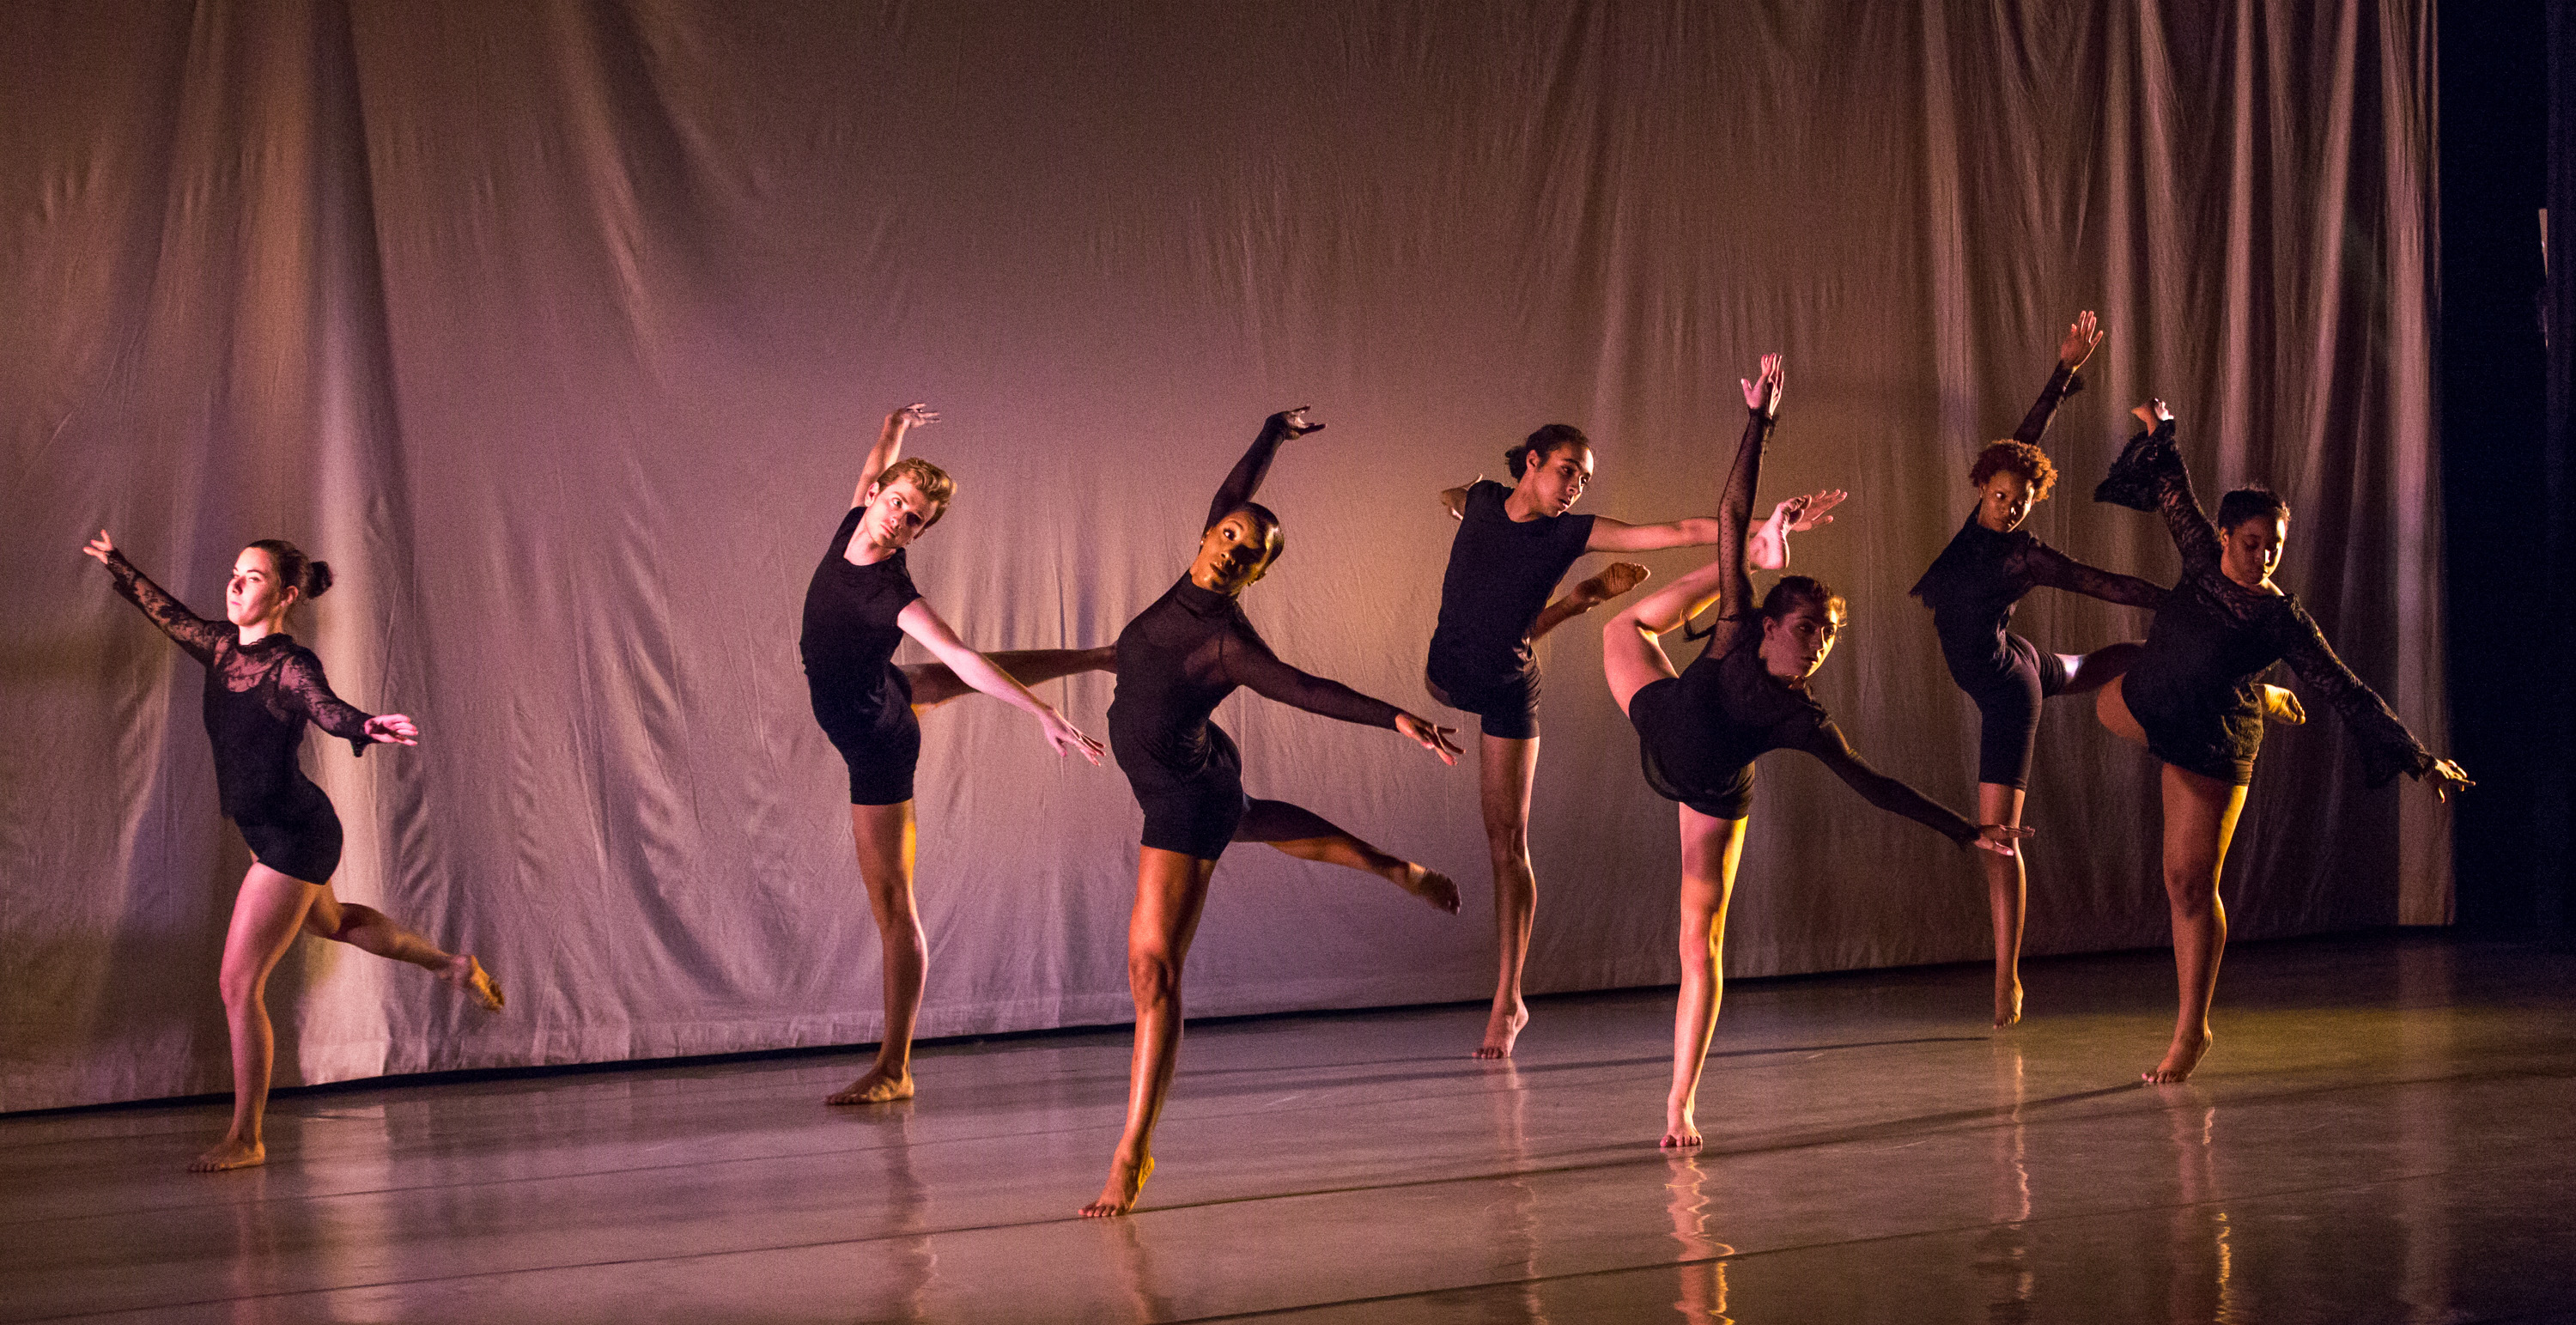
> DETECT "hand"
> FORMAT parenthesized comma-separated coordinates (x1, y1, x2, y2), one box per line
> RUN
(1394, 712, 1462, 765)
(2259, 684, 2306, 726)
(1437, 484, 1471, 521)
(1039, 708, 1106, 765)
(2129, 398, 2173, 429)
(890, 403, 939, 429)
(2059, 311, 2104, 371)
(364, 714, 421, 746)
(2425, 758, 2473, 803)
(1973, 824, 2034, 857)
(1740, 354, 1784, 417)
(82, 529, 117, 564)
(1272, 405, 1325, 438)
(1777, 489, 1847, 533)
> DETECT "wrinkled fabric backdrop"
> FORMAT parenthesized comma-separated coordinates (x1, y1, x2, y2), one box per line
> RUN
(0, 0, 2445, 1112)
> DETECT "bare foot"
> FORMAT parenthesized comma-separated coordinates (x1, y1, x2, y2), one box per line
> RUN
(2142, 1030, 2213, 1084)
(438, 956, 505, 1012)
(1394, 863, 1460, 914)
(1661, 1104, 1702, 1149)
(1473, 998, 1528, 1060)
(2260, 684, 2306, 725)
(827, 1065, 915, 1104)
(1994, 981, 2023, 1028)
(189, 1138, 265, 1172)
(1080, 1152, 1153, 1217)
(1571, 562, 1651, 609)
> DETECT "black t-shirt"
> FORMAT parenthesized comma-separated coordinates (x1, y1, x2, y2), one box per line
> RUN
(1425, 479, 1598, 688)
(799, 505, 923, 731)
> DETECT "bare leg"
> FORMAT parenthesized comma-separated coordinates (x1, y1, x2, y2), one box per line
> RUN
(2095, 676, 2148, 749)
(2147, 764, 2245, 1083)
(301, 885, 501, 1010)
(2056, 641, 2142, 696)
(830, 801, 922, 1104)
(194, 865, 324, 1171)
(1978, 782, 2028, 1027)
(1601, 552, 1737, 715)
(1665, 805, 1747, 1148)
(905, 646, 1115, 712)
(1472, 735, 1539, 1058)
(1083, 847, 1217, 1217)
(1236, 799, 1460, 914)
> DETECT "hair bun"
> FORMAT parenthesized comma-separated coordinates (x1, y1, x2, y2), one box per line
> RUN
(305, 560, 335, 599)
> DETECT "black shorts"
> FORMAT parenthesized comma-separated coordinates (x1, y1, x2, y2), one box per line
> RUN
(1425, 664, 1540, 742)
(816, 706, 921, 805)
(1954, 633, 2069, 789)
(236, 800, 345, 884)
(1120, 725, 1249, 861)
(1627, 677, 1755, 820)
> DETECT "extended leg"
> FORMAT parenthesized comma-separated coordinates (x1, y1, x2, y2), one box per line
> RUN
(906, 647, 1115, 712)
(1083, 847, 1218, 1217)
(1601, 550, 1738, 714)
(2057, 641, 2142, 696)
(830, 801, 923, 1103)
(1978, 782, 2028, 1027)
(2146, 764, 2245, 1083)
(1236, 799, 1459, 913)
(1665, 805, 1747, 1148)
(301, 885, 501, 1010)
(1527, 563, 1651, 644)
(1471, 736, 1539, 1058)
(195, 864, 325, 1171)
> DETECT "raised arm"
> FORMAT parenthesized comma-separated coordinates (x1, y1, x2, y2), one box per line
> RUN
(896, 600, 1105, 763)
(276, 651, 416, 756)
(2097, 402, 2223, 575)
(1206, 408, 1321, 531)
(1218, 629, 1461, 763)
(2269, 601, 2454, 790)
(2011, 311, 2103, 445)
(85, 532, 227, 664)
(849, 404, 938, 508)
(2020, 542, 2169, 611)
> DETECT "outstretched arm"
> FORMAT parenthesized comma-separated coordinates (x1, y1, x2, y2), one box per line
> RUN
(2270, 600, 2460, 792)
(896, 600, 1105, 763)
(2021, 542, 2168, 611)
(276, 652, 416, 757)
(1219, 629, 1461, 763)
(84, 532, 228, 664)
(2011, 311, 2103, 445)
(1621, 356, 1783, 650)
(1206, 407, 1321, 531)
(849, 404, 938, 508)
(1795, 720, 2026, 854)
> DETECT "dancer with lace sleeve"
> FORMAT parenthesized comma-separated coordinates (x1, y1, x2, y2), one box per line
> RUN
(1081, 408, 1466, 1218)
(1598, 356, 2026, 1149)
(84, 532, 501, 1172)
(1426, 418, 1843, 1061)
(2093, 399, 2470, 1083)
(801, 403, 1115, 1107)
(1908, 312, 2166, 1025)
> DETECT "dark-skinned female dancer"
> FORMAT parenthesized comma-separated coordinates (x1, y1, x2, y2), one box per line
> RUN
(1598, 356, 2028, 1148)
(1082, 407, 1465, 1217)
(1910, 312, 2168, 1025)
(1429, 421, 1844, 1059)
(85, 532, 503, 1171)
(2093, 399, 2470, 1083)
(802, 404, 1112, 1105)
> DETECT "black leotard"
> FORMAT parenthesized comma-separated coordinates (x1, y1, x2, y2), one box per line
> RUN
(799, 505, 924, 805)
(2094, 420, 2436, 787)
(1911, 364, 2166, 787)
(1626, 410, 1980, 841)
(105, 550, 378, 883)
(1109, 415, 1405, 860)
(1425, 479, 1599, 740)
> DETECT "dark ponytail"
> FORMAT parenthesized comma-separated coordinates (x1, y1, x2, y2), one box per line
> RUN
(248, 538, 333, 602)
(1504, 423, 1589, 478)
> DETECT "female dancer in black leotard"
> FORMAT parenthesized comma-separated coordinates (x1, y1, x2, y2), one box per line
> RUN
(1599, 356, 2026, 1148)
(802, 404, 1111, 1105)
(2093, 399, 2469, 1083)
(1910, 313, 2168, 1025)
(1081, 408, 1465, 1217)
(84, 532, 503, 1171)
(1428, 425, 1843, 1059)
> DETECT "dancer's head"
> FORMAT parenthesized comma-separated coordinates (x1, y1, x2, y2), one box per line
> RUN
(1968, 441, 2057, 533)
(1504, 424, 1594, 516)
(860, 458, 955, 551)
(2216, 486, 2288, 585)
(1756, 574, 1846, 684)
(231, 539, 332, 629)
(1193, 502, 1284, 594)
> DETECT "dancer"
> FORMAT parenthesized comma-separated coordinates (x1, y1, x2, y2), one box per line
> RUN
(1429, 425, 1845, 1060)
(2093, 399, 2468, 1083)
(84, 532, 502, 1171)
(803, 404, 1110, 1105)
(1599, 356, 2026, 1149)
(1082, 407, 1465, 1217)
(1910, 312, 2166, 1025)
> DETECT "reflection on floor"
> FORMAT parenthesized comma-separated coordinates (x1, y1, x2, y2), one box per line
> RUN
(6, 933, 2573, 1323)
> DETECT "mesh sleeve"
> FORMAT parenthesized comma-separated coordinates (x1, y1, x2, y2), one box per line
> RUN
(1686, 409, 1776, 653)
(1793, 719, 1979, 843)
(277, 649, 380, 757)
(103, 550, 227, 665)
(2271, 600, 2435, 787)
(2010, 363, 2084, 446)
(2020, 541, 2169, 611)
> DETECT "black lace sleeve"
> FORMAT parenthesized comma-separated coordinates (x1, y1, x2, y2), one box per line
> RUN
(1687, 408, 1777, 652)
(102, 550, 228, 665)
(1217, 625, 1401, 731)
(2019, 541, 2168, 611)
(2011, 363, 2084, 446)
(2095, 419, 2223, 577)
(2269, 599, 2436, 787)
(1206, 411, 1303, 532)
(276, 649, 380, 757)
(1792, 719, 1980, 844)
